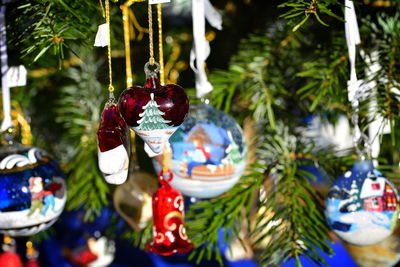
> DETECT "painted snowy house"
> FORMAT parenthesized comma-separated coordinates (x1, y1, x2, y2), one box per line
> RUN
(360, 173, 398, 212)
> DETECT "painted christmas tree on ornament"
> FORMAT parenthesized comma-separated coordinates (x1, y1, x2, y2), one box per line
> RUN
(118, 63, 189, 155)
(137, 93, 171, 131)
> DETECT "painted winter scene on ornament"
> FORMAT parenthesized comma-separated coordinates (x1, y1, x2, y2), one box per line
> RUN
(325, 160, 399, 246)
(0, 145, 66, 236)
(153, 104, 247, 199)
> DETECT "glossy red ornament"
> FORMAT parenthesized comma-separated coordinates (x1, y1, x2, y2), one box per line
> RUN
(97, 102, 130, 184)
(26, 258, 40, 267)
(145, 170, 193, 256)
(69, 248, 98, 265)
(97, 103, 130, 152)
(118, 64, 189, 154)
(0, 252, 22, 267)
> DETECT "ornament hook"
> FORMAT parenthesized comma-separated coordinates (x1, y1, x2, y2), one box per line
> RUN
(158, 169, 173, 184)
(2, 127, 15, 145)
(144, 61, 161, 78)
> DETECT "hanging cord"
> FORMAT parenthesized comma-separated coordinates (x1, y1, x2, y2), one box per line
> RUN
(148, 3, 155, 65)
(345, 0, 371, 159)
(122, 4, 133, 87)
(157, 3, 165, 85)
(105, 0, 115, 99)
(162, 142, 170, 173)
(99, 0, 106, 17)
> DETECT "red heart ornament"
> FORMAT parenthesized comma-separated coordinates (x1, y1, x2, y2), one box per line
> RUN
(118, 74, 189, 154)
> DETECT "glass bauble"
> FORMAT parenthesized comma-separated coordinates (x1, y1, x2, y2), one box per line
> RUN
(152, 104, 247, 198)
(325, 161, 399, 246)
(344, 228, 400, 267)
(0, 144, 67, 236)
(113, 170, 158, 231)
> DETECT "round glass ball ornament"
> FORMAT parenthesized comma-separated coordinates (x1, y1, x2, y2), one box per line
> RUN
(152, 104, 247, 198)
(325, 160, 399, 246)
(0, 144, 67, 236)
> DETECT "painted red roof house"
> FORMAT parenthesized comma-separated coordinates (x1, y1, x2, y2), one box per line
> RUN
(360, 174, 398, 212)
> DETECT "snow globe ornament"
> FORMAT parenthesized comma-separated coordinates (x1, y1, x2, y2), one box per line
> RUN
(118, 62, 189, 155)
(152, 104, 247, 198)
(0, 144, 67, 236)
(325, 160, 399, 246)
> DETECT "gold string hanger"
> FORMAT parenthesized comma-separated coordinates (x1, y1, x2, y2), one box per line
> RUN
(147, 1, 165, 83)
(122, 4, 134, 87)
(105, 0, 114, 97)
(148, 3, 155, 66)
(157, 3, 165, 85)
(122, 0, 149, 87)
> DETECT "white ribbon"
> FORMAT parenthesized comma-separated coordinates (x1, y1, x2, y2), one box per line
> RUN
(204, 0, 222, 30)
(0, 6, 11, 131)
(94, 23, 110, 47)
(345, 0, 361, 103)
(7, 66, 27, 88)
(362, 51, 391, 159)
(190, 0, 222, 99)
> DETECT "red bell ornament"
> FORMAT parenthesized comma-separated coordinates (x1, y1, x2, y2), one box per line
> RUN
(118, 63, 189, 155)
(145, 170, 193, 256)
(97, 101, 131, 185)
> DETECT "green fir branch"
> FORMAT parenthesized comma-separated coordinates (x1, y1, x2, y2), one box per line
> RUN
(8, 0, 99, 67)
(55, 53, 109, 221)
(186, 164, 265, 265)
(66, 136, 110, 222)
(296, 35, 349, 113)
(209, 24, 307, 128)
(278, 0, 343, 32)
(254, 126, 333, 266)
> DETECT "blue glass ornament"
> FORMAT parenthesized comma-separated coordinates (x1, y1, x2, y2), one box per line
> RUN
(0, 144, 67, 236)
(325, 161, 399, 246)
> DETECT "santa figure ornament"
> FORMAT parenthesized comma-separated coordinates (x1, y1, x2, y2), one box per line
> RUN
(145, 170, 193, 256)
(118, 62, 189, 156)
(97, 101, 130, 185)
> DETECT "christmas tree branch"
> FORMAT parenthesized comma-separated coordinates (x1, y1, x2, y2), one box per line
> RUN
(278, 0, 343, 32)
(55, 54, 110, 221)
(8, 0, 99, 67)
(186, 164, 265, 265)
(254, 126, 333, 266)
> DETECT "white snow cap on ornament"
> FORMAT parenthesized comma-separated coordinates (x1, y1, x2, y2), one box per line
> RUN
(190, 0, 222, 98)
(98, 145, 129, 184)
(94, 23, 110, 47)
(0, 6, 12, 131)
